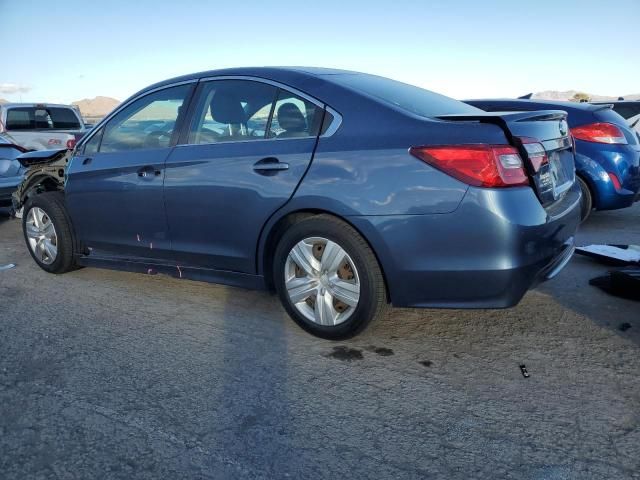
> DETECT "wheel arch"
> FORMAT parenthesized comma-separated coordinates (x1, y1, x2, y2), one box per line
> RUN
(576, 171, 598, 209)
(257, 207, 391, 302)
(15, 173, 63, 208)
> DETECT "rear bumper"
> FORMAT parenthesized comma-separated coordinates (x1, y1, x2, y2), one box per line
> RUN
(349, 182, 581, 308)
(575, 143, 640, 211)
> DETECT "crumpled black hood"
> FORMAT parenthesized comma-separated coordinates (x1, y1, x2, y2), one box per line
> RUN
(17, 148, 69, 168)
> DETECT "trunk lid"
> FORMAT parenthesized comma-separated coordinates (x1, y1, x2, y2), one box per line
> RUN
(437, 110, 575, 206)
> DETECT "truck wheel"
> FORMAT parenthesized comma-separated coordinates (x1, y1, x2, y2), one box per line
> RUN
(577, 177, 593, 222)
(22, 192, 76, 274)
(273, 214, 387, 339)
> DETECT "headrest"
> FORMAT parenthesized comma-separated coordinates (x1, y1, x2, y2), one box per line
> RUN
(210, 91, 246, 124)
(277, 103, 306, 132)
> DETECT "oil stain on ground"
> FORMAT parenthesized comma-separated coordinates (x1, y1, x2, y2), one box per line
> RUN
(420, 360, 433, 368)
(364, 346, 395, 356)
(325, 346, 363, 361)
(619, 322, 632, 332)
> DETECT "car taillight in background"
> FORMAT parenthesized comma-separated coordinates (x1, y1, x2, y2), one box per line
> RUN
(570, 123, 627, 145)
(66, 139, 76, 149)
(409, 145, 529, 187)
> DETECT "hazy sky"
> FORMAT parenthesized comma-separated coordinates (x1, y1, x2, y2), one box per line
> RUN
(1, 0, 638, 103)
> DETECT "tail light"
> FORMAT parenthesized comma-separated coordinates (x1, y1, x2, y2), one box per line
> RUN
(518, 137, 548, 172)
(66, 139, 76, 149)
(571, 123, 627, 145)
(409, 145, 529, 187)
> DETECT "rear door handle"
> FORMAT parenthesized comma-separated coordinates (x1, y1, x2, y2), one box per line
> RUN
(253, 157, 289, 173)
(82, 157, 92, 165)
(137, 166, 162, 178)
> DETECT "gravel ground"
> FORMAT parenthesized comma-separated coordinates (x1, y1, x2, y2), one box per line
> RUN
(0, 204, 639, 479)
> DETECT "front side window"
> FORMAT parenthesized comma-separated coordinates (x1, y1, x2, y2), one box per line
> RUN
(83, 127, 103, 155)
(99, 84, 191, 153)
(189, 80, 278, 144)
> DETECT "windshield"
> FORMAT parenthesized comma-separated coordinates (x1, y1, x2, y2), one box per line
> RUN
(333, 73, 482, 117)
(5, 106, 82, 130)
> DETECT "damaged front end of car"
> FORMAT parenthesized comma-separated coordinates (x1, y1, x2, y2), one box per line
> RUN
(12, 148, 72, 210)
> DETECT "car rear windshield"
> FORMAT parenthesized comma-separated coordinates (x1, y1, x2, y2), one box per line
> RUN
(333, 73, 481, 117)
(5, 107, 82, 130)
(610, 103, 640, 120)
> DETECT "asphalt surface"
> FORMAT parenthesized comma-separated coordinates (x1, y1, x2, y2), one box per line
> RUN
(0, 204, 639, 479)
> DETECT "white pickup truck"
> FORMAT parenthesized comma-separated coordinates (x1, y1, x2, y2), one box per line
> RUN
(0, 103, 88, 151)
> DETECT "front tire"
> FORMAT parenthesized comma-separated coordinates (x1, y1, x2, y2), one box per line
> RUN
(22, 192, 76, 274)
(273, 215, 386, 339)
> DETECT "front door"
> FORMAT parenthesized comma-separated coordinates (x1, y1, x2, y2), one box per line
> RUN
(66, 83, 193, 259)
(164, 79, 324, 272)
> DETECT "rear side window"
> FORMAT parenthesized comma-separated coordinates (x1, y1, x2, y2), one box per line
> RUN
(333, 73, 482, 117)
(5, 107, 81, 130)
(268, 90, 322, 138)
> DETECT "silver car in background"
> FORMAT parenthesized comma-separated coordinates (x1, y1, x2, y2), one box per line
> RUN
(0, 103, 87, 151)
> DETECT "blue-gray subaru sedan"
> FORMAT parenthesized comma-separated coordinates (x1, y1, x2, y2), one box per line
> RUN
(15, 67, 581, 339)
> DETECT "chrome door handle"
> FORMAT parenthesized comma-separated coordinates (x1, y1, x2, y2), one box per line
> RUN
(137, 167, 162, 178)
(253, 157, 289, 173)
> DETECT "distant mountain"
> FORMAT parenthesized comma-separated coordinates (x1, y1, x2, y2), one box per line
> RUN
(533, 90, 640, 102)
(72, 96, 120, 118)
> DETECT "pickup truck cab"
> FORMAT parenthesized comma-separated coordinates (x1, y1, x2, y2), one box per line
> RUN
(0, 103, 87, 151)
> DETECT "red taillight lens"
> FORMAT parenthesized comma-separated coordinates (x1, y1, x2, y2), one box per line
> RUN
(66, 139, 76, 149)
(570, 123, 627, 145)
(409, 145, 529, 187)
(608, 172, 622, 190)
(518, 137, 548, 172)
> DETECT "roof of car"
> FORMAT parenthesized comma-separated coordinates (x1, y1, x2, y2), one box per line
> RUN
(0, 103, 80, 109)
(136, 67, 365, 96)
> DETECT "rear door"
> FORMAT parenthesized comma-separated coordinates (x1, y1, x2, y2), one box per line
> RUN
(67, 83, 194, 258)
(164, 78, 324, 273)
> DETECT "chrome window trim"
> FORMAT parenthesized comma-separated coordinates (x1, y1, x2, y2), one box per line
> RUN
(322, 106, 342, 137)
(199, 75, 324, 108)
(78, 75, 343, 151)
(174, 135, 319, 148)
(76, 79, 199, 151)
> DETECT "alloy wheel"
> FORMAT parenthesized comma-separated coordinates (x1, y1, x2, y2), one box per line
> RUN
(284, 237, 360, 326)
(25, 207, 58, 265)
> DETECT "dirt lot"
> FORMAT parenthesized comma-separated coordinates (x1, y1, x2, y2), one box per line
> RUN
(0, 204, 639, 479)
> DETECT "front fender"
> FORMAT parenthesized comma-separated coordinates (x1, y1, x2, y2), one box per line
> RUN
(12, 151, 71, 208)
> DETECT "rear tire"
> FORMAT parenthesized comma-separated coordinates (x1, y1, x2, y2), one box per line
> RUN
(577, 176, 593, 222)
(22, 192, 77, 274)
(273, 214, 387, 339)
